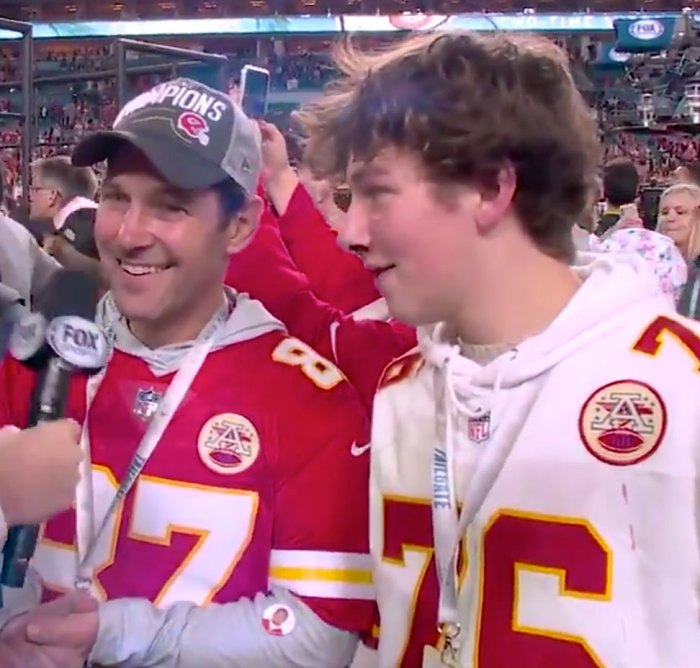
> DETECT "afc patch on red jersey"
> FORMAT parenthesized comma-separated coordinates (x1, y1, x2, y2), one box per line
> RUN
(197, 412, 261, 475)
(578, 379, 666, 466)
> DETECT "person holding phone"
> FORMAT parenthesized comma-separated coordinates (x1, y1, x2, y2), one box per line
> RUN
(598, 202, 645, 240)
(240, 65, 270, 119)
(595, 158, 640, 236)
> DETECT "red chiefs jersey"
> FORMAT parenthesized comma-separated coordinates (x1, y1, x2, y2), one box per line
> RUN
(0, 331, 374, 633)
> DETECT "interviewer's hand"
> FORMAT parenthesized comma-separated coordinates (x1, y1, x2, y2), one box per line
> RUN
(0, 592, 97, 668)
(0, 420, 82, 526)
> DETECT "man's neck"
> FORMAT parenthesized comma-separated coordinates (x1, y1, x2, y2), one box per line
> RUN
(129, 289, 228, 349)
(452, 245, 580, 347)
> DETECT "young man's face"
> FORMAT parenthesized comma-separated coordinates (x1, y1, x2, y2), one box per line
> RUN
(341, 147, 483, 327)
(95, 143, 255, 335)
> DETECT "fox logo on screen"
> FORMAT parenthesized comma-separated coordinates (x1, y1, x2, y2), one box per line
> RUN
(628, 18, 665, 40)
(46, 316, 109, 369)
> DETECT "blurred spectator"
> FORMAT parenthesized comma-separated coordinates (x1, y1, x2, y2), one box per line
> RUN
(656, 183, 700, 266)
(30, 155, 98, 230)
(29, 155, 101, 282)
(672, 162, 700, 187)
(663, 183, 700, 319)
(0, 161, 59, 307)
(596, 158, 639, 236)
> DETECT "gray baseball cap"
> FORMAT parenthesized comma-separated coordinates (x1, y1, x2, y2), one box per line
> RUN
(72, 77, 261, 197)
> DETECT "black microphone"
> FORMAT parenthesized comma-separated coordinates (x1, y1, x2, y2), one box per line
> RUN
(1, 270, 109, 589)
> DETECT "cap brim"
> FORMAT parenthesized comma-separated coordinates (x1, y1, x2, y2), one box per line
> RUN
(72, 130, 231, 190)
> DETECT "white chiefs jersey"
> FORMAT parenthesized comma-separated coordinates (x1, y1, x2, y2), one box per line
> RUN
(369, 255, 700, 668)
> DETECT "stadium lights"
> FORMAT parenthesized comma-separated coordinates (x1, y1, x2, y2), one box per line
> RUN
(637, 91, 656, 128)
(684, 80, 700, 124)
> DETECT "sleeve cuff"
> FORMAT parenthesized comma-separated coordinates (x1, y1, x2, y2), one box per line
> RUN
(90, 598, 170, 667)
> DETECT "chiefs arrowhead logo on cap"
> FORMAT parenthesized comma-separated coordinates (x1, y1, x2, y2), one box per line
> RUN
(177, 111, 210, 146)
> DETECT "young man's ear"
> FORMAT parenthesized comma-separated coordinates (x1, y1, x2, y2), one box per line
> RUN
(225, 195, 262, 255)
(473, 164, 518, 234)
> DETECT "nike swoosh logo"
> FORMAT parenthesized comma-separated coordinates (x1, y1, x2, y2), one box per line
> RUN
(350, 441, 371, 457)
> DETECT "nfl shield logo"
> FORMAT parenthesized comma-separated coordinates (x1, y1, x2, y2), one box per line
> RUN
(467, 413, 491, 444)
(133, 388, 161, 421)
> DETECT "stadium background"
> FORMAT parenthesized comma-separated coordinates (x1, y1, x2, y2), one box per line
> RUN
(0, 0, 697, 221)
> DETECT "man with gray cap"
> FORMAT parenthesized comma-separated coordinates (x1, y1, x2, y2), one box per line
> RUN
(0, 77, 373, 667)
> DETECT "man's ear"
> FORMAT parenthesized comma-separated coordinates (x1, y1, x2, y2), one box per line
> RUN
(225, 195, 262, 255)
(50, 189, 62, 209)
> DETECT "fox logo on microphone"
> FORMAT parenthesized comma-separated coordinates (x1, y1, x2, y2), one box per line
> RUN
(46, 316, 108, 369)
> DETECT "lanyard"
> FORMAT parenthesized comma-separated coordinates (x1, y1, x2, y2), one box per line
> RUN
(74, 311, 225, 590)
(432, 435, 509, 666)
(431, 369, 546, 666)
(431, 412, 470, 666)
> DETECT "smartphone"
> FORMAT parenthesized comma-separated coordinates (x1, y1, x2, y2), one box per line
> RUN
(240, 65, 270, 119)
(639, 187, 663, 230)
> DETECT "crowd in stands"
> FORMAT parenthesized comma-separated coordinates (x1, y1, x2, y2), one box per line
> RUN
(603, 132, 700, 184)
(0, 36, 698, 197)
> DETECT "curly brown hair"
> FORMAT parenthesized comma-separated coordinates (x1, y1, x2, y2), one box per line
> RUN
(296, 31, 600, 261)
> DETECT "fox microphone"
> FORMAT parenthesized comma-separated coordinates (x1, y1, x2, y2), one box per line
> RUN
(1, 270, 109, 588)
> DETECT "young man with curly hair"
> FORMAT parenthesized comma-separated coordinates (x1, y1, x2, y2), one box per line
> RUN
(298, 31, 700, 667)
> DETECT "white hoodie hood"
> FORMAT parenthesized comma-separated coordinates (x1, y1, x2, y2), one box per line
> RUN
(423, 252, 670, 404)
(418, 252, 675, 511)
